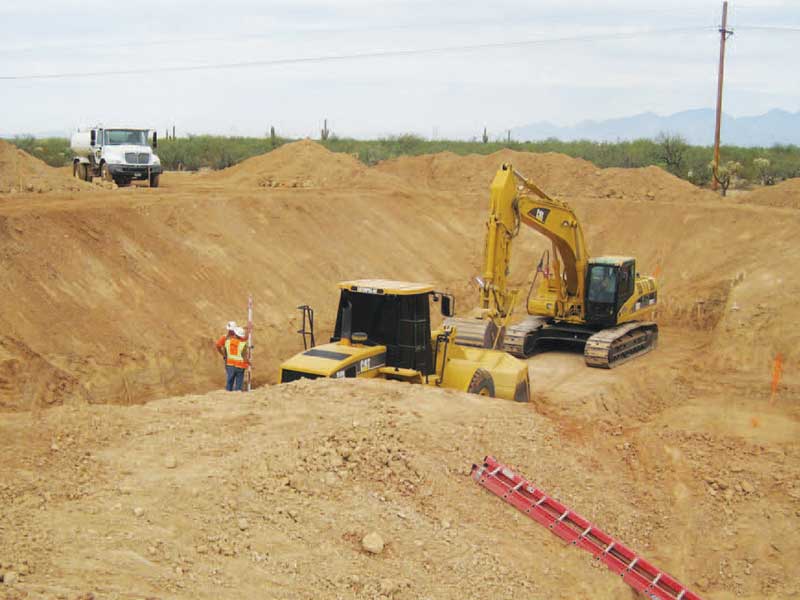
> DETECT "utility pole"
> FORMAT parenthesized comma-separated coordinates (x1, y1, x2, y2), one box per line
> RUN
(712, 1, 733, 190)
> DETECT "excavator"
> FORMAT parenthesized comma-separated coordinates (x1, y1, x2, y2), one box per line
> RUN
(447, 164, 658, 368)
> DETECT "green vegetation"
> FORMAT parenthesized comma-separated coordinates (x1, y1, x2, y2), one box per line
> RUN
(8, 133, 800, 187)
(9, 136, 74, 168)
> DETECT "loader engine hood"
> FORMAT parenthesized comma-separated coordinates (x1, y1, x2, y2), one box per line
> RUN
(279, 342, 387, 382)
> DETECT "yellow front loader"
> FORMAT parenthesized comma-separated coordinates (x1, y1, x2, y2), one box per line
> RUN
(280, 279, 530, 402)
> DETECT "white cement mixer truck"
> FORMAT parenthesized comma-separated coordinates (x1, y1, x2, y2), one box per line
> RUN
(71, 126, 162, 187)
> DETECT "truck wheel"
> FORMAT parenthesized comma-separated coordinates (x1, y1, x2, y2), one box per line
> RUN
(101, 162, 113, 182)
(467, 368, 495, 397)
(72, 161, 79, 178)
(77, 163, 91, 182)
(149, 173, 160, 188)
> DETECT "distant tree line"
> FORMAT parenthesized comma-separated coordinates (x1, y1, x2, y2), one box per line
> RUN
(8, 132, 800, 187)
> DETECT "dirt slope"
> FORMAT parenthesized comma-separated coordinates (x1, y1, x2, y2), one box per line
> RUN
(0, 140, 91, 194)
(0, 173, 480, 410)
(1, 376, 797, 600)
(375, 149, 713, 203)
(738, 178, 800, 209)
(208, 139, 410, 190)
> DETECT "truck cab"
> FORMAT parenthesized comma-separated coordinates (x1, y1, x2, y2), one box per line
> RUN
(71, 125, 162, 187)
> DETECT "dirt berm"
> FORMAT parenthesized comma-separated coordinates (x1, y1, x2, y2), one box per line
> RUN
(737, 178, 800, 209)
(0, 140, 92, 194)
(1, 376, 798, 600)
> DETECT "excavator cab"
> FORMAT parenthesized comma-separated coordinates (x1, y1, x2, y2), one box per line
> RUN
(585, 257, 636, 325)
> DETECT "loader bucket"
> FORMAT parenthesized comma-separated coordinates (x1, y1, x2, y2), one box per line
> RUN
(441, 343, 530, 402)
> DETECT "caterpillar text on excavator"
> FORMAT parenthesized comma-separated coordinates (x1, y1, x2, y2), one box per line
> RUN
(447, 164, 658, 369)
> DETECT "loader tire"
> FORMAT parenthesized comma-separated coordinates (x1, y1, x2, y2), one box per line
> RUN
(467, 368, 495, 397)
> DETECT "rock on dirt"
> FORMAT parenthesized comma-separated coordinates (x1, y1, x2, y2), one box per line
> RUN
(2, 571, 18, 585)
(362, 532, 385, 554)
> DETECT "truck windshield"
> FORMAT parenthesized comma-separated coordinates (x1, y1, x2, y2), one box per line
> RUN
(104, 130, 147, 145)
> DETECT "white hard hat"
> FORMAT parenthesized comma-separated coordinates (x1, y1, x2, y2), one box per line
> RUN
(226, 321, 238, 331)
(234, 326, 246, 338)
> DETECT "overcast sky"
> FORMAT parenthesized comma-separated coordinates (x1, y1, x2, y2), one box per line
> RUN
(0, 0, 798, 139)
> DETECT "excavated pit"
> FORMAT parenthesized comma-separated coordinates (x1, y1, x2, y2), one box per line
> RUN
(0, 140, 798, 599)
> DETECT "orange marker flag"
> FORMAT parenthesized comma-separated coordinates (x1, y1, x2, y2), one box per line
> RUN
(652, 265, 662, 279)
(770, 353, 784, 405)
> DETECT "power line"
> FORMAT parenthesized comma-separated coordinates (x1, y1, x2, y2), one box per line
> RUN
(0, 26, 713, 82)
(735, 25, 800, 33)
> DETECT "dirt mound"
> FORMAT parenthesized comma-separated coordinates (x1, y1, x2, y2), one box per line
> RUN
(0, 139, 91, 194)
(0, 176, 478, 410)
(2, 377, 796, 599)
(738, 178, 800, 209)
(375, 149, 714, 204)
(210, 140, 407, 190)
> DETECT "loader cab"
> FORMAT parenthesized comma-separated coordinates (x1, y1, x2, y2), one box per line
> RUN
(331, 280, 454, 377)
(585, 257, 635, 326)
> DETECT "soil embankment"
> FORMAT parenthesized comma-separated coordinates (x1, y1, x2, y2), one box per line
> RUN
(0, 141, 798, 408)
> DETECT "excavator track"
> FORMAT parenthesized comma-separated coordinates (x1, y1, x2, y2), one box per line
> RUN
(583, 321, 658, 369)
(502, 317, 548, 357)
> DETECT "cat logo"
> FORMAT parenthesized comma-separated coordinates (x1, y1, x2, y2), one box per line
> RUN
(529, 207, 550, 224)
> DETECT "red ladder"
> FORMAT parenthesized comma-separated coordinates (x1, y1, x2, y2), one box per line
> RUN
(471, 456, 703, 600)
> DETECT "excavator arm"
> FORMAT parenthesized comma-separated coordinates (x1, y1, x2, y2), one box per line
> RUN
(485, 164, 588, 320)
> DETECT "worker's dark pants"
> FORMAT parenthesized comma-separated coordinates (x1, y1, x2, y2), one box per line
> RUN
(225, 366, 246, 391)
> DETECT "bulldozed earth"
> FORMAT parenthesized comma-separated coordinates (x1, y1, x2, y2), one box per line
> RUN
(0, 139, 798, 599)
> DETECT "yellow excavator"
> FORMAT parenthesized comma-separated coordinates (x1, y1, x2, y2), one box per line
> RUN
(447, 164, 658, 368)
(279, 279, 531, 401)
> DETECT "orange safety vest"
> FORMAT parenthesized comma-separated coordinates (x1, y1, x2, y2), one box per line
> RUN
(224, 336, 249, 368)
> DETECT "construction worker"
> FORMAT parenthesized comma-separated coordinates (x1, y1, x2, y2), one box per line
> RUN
(215, 322, 249, 391)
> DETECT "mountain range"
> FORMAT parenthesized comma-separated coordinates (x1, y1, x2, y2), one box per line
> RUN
(511, 108, 800, 147)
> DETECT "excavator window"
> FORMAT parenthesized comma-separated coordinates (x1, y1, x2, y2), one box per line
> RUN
(618, 263, 635, 304)
(587, 265, 617, 305)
